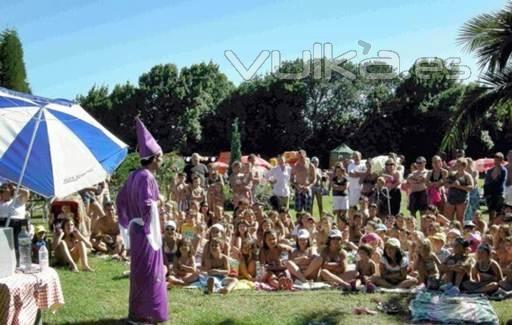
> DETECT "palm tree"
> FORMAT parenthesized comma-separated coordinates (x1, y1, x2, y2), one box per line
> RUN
(441, 2, 512, 150)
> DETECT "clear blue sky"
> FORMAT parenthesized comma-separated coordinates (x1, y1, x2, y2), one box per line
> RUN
(1, 0, 507, 99)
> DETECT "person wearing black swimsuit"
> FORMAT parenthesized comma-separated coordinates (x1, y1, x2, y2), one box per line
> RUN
(462, 243, 502, 294)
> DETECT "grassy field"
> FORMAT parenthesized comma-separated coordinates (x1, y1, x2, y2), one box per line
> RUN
(42, 256, 512, 325)
(39, 190, 512, 325)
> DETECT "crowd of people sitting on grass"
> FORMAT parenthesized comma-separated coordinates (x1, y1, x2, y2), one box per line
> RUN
(3, 148, 512, 299)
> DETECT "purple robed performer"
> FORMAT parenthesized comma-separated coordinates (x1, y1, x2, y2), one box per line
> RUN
(116, 118, 168, 323)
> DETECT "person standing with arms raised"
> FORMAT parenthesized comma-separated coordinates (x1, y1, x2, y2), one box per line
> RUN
(116, 118, 168, 324)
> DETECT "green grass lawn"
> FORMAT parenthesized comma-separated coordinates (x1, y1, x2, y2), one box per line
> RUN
(41, 185, 512, 325)
(42, 256, 512, 325)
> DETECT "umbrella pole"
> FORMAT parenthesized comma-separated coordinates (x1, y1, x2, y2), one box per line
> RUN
(5, 108, 44, 228)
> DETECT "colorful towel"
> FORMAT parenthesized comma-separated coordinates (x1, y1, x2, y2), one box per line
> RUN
(409, 291, 498, 324)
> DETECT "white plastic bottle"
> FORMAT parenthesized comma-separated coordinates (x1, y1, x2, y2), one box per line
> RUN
(256, 261, 262, 281)
(39, 244, 49, 270)
(18, 226, 32, 272)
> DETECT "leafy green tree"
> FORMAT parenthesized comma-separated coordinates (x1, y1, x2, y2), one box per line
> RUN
(230, 118, 242, 167)
(441, 2, 512, 150)
(352, 59, 463, 159)
(0, 29, 30, 93)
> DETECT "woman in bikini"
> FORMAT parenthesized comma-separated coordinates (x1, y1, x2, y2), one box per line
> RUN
(381, 158, 402, 217)
(444, 158, 474, 224)
(426, 155, 448, 211)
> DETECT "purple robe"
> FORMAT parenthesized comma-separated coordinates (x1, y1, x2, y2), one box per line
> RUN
(116, 168, 168, 322)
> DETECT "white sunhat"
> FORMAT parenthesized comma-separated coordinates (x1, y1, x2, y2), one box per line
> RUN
(328, 229, 343, 238)
(297, 229, 310, 239)
(165, 220, 177, 229)
(211, 223, 225, 233)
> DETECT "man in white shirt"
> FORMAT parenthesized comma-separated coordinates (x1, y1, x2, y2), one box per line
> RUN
(0, 183, 30, 265)
(347, 151, 366, 208)
(267, 155, 291, 211)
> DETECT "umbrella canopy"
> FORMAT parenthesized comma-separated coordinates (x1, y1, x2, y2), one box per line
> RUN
(370, 155, 389, 175)
(283, 151, 299, 164)
(474, 158, 495, 173)
(241, 155, 271, 169)
(211, 161, 229, 175)
(216, 152, 272, 170)
(0, 87, 128, 198)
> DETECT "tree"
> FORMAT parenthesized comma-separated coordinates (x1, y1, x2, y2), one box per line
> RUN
(230, 118, 242, 168)
(441, 2, 512, 150)
(352, 59, 463, 159)
(0, 29, 30, 93)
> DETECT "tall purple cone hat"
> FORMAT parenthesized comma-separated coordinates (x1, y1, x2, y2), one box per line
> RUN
(135, 117, 162, 159)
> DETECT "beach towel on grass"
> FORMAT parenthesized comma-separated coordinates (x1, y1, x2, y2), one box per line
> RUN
(184, 279, 255, 290)
(379, 288, 414, 294)
(409, 291, 498, 324)
(293, 282, 331, 290)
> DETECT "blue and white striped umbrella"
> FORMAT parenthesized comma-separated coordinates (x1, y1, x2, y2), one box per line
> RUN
(0, 87, 128, 198)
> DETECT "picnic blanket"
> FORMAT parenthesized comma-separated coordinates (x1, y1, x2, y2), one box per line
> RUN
(184, 279, 329, 291)
(184, 278, 256, 291)
(409, 291, 498, 324)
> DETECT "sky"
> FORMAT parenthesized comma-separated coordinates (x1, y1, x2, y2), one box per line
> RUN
(0, 0, 507, 99)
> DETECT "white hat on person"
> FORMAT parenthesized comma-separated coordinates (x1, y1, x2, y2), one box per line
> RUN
(211, 223, 225, 233)
(165, 220, 177, 229)
(328, 229, 342, 238)
(297, 229, 310, 239)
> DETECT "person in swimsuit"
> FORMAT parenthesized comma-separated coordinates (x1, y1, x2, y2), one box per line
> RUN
(53, 218, 94, 272)
(286, 229, 323, 283)
(331, 164, 350, 219)
(484, 153, 508, 224)
(444, 158, 474, 224)
(319, 229, 357, 289)
(440, 237, 472, 291)
(207, 170, 225, 213)
(201, 238, 238, 294)
(464, 158, 481, 222)
(382, 159, 402, 216)
(310, 157, 325, 217)
(426, 155, 448, 211)
(462, 243, 502, 294)
(360, 160, 378, 203)
(369, 237, 417, 289)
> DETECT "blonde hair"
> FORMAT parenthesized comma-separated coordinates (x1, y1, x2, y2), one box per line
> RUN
(457, 157, 468, 168)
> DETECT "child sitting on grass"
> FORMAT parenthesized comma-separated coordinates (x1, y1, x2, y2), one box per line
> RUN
(369, 238, 417, 289)
(238, 239, 258, 281)
(319, 229, 357, 290)
(163, 220, 180, 272)
(168, 239, 198, 286)
(259, 230, 294, 290)
(491, 263, 512, 300)
(316, 214, 333, 248)
(355, 244, 376, 289)
(286, 229, 322, 283)
(439, 237, 473, 294)
(415, 238, 441, 290)
(429, 232, 450, 263)
(201, 238, 238, 294)
(462, 243, 502, 294)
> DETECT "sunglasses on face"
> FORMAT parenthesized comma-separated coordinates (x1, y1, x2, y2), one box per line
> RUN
(166, 227, 175, 231)
(385, 163, 394, 166)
